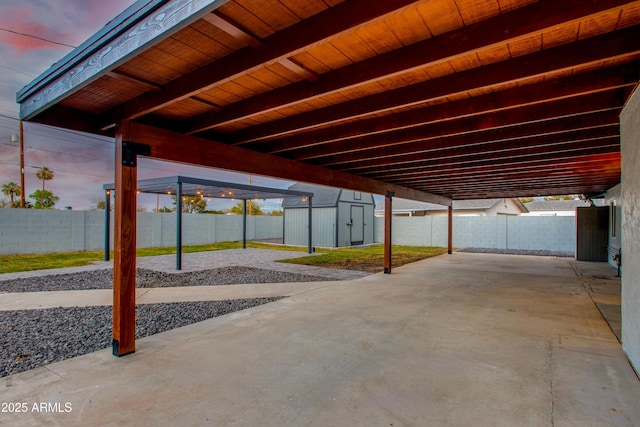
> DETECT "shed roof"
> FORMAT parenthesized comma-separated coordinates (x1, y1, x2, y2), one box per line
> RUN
(282, 183, 340, 208)
(17, 0, 639, 202)
(376, 198, 506, 212)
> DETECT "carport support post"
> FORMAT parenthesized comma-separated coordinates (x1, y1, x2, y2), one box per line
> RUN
(104, 190, 110, 261)
(112, 122, 137, 357)
(242, 199, 247, 249)
(384, 191, 393, 274)
(308, 196, 313, 254)
(176, 181, 182, 270)
(448, 205, 453, 255)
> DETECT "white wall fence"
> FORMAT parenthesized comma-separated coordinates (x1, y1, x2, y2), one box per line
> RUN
(373, 216, 575, 253)
(0, 210, 576, 255)
(0, 210, 283, 255)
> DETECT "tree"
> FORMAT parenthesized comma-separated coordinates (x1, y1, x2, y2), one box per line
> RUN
(268, 210, 283, 216)
(36, 167, 55, 209)
(172, 195, 207, 213)
(29, 189, 59, 209)
(91, 199, 109, 211)
(1, 182, 21, 208)
(229, 200, 263, 215)
(156, 206, 174, 213)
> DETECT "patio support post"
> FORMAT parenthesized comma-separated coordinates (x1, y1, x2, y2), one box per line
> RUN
(104, 190, 110, 261)
(308, 196, 313, 253)
(243, 199, 247, 249)
(177, 181, 183, 270)
(112, 121, 137, 357)
(448, 205, 453, 255)
(384, 191, 393, 274)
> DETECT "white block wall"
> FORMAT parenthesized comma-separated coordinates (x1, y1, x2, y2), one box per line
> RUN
(374, 215, 575, 252)
(0, 210, 283, 255)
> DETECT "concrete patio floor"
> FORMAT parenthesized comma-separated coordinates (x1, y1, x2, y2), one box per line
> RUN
(1, 252, 639, 426)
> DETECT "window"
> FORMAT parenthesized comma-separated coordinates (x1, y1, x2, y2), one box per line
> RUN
(354, 191, 361, 200)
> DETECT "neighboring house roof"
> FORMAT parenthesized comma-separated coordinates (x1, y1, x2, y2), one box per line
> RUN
(376, 198, 505, 212)
(282, 183, 340, 208)
(524, 200, 590, 212)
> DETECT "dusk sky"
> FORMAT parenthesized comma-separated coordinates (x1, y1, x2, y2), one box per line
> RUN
(0, 0, 293, 212)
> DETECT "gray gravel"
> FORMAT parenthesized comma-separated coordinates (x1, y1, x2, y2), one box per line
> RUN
(457, 247, 574, 257)
(0, 266, 335, 293)
(1, 298, 282, 378)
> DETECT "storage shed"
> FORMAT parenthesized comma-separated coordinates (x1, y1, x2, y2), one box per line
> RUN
(283, 184, 375, 248)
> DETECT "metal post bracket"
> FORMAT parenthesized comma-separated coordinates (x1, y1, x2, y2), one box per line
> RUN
(122, 141, 151, 167)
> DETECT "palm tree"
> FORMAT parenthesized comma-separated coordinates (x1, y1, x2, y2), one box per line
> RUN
(1, 181, 21, 208)
(36, 166, 54, 209)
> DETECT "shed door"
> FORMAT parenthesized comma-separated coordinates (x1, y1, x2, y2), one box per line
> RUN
(350, 205, 365, 245)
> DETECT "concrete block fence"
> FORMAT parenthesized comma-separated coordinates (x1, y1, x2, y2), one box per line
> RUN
(0, 210, 283, 255)
(0, 210, 575, 255)
(373, 215, 576, 253)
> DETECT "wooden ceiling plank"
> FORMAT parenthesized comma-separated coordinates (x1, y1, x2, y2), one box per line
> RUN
(388, 150, 621, 184)
(253, 65, 636, 153)
(123, 121, 451, 205)
(224, 25, 639, 143)
(293, 90, 624, 163)
(182, 0, 637, 136)
(98, 0, 420, 129)
(388, 157, 620, 182)
(366, 143, 620, 180)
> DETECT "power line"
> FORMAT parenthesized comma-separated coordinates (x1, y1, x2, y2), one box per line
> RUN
(0, 26, 77, 49)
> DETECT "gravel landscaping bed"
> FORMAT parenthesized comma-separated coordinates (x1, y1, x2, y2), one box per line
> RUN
(0, 266, 335, 293)
(457, 248, 574, 257)
(1, 298, 282, 378)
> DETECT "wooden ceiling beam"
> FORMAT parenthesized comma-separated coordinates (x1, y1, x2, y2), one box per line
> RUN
(183, 0, 635, 136)
(377, 153, 620, 183)
(250, 65, 636, 153)
(122, 121, 451, 205)
(358, 134, 620, 179)
(371, 146, 620, 181)
(391, 160, 621, 187)
(98, 0, 419, 129)
(341, 120, 620, 174)
(223, 26, 640, 144)
(201, 12, 262, 48)
(294, 91, 624, 164)
(431, 175, 621, 193)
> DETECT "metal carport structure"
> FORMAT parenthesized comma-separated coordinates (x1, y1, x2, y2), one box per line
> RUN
(15, 0, 639, 356)
(103, 176, 315, 270)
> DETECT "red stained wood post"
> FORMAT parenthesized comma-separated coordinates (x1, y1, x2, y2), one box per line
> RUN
(448, 205, 453, 255)
(112, 121, 137, 356)
(384, 192, 393, 274)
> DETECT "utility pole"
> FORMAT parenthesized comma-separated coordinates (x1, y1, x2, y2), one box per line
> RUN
(19, 120, 25, 208)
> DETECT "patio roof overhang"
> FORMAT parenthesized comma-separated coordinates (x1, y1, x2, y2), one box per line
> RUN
(16, 0, 640, 356)
(17, 0, 639, 201)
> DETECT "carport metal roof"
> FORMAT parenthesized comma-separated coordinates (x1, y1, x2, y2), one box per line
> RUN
(102, 176, 313, 201)
(17, 0, 640, 201)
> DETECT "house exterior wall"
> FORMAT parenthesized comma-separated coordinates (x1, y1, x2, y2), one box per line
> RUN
(620, 85, 640, 374)
(487, 198, 524, 216)
(0, 210, 283, 254)
(604, 183, 622, 270)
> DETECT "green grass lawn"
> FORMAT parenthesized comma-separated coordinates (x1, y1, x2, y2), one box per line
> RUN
(0, 242, 447, 274)
(0, 242, 306, 274)
(280, 244, 448, 272)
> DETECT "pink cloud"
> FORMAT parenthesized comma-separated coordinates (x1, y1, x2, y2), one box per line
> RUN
(0, 4, 75, 55)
